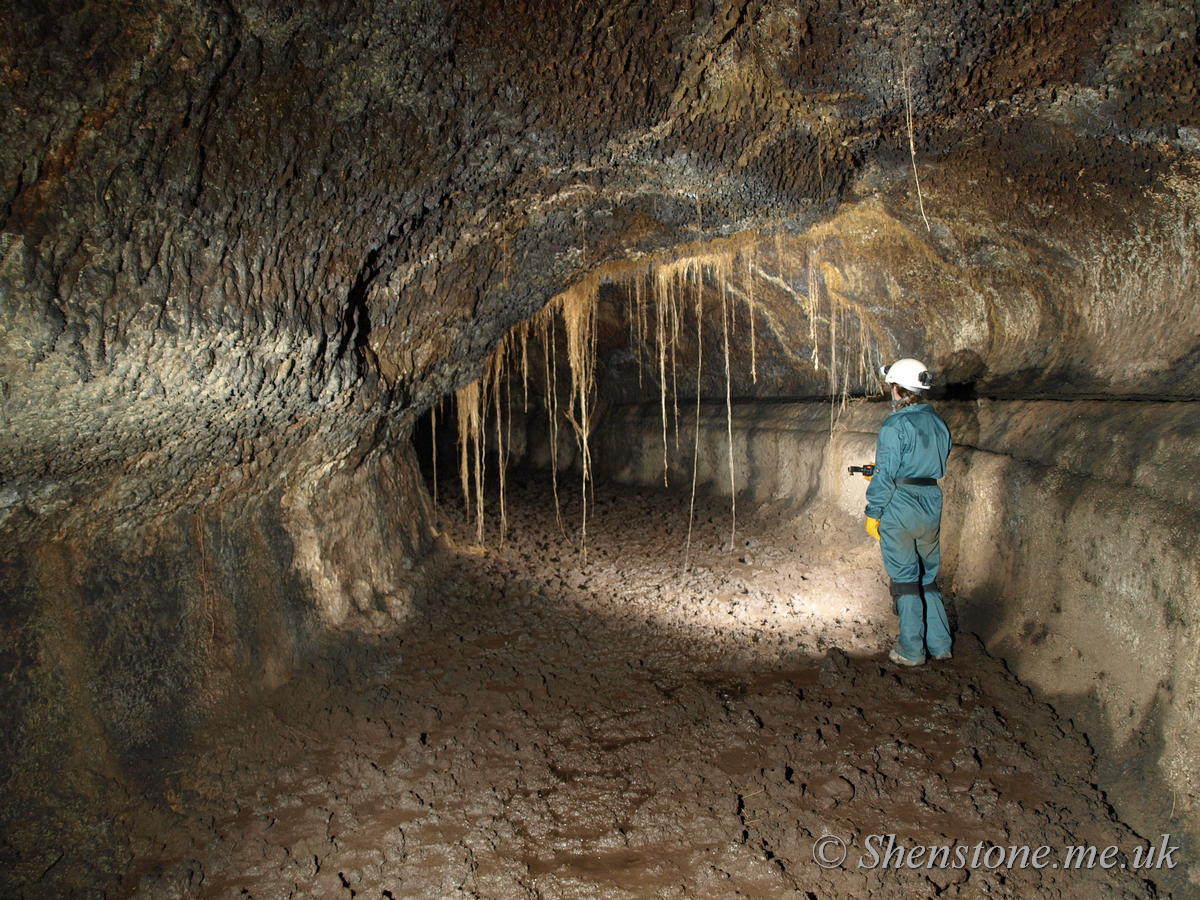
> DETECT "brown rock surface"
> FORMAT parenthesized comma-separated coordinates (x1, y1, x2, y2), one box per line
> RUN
(127, 480, 1161, 899)
(1, 0, 1198, 897)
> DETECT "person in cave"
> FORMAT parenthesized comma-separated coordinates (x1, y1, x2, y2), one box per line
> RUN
(864, 358, 953, 666)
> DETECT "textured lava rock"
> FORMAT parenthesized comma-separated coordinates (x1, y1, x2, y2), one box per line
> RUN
(1, 0, 1198, 894)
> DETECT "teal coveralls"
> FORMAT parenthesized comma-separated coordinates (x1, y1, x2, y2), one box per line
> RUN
(865, 402, 953, 663)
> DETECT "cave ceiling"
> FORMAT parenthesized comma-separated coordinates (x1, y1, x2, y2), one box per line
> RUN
(1, 0, 1198, 540)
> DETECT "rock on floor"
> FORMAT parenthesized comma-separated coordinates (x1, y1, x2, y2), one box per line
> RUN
(131, 478, 1163, 899)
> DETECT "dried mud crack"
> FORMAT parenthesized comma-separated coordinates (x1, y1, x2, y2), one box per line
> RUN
(136, 480, 1161, 899)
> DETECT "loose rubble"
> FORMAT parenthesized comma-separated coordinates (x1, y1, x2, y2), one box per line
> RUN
(130, 478, 1162, 899)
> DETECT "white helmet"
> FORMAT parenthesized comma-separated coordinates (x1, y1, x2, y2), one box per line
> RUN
(881, 358, 932, 392)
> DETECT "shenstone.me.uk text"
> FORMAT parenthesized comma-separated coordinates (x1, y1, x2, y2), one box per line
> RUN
(812, 833, 1180, 872)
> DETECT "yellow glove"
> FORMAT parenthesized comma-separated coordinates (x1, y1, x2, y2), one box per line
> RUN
(865, 517, 881, 541)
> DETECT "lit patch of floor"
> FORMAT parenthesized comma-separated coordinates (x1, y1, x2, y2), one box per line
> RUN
(131, 479, 1159, 900)
(523, 481, 902, 662)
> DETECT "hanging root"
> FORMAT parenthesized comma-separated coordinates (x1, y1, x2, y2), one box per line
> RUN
(721, 272, 736, 550)
(684, 263, 704, 568)
(489, 333, 511, 546)
(745, 249, 757, 385)
(455, 380, 483, 543)
(451, 229, 889, 556)
(554, 275, 602, 563)
(899, 5, 931, 232)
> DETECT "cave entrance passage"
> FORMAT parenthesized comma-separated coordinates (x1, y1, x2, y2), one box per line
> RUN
(161, 474, 1157, 900)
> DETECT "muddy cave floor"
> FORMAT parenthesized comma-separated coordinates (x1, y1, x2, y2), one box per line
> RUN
(128, 477, 1164, 900)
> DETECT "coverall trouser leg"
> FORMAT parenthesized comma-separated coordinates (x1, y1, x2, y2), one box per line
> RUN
(880, 490, 952, 662)
(893, 591, 952, 662)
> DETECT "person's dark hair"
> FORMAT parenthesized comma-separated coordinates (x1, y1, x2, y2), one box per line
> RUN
(893, 384, 924, 409)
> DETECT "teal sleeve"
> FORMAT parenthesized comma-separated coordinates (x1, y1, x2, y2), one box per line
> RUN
(865, 418, 903, 519)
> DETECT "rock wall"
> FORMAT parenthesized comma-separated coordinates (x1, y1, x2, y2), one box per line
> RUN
(0, 0, 774, 881)
(588, 397, 1200, 892)
(2, 0, 1198, 891)
(0, 442, 437, 890)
